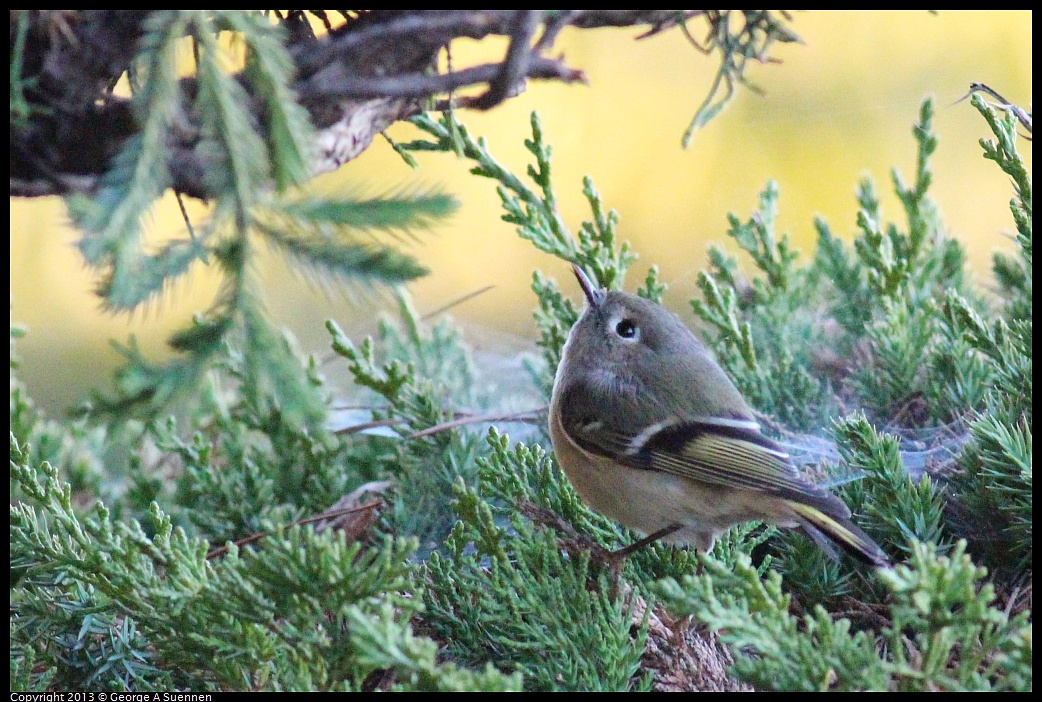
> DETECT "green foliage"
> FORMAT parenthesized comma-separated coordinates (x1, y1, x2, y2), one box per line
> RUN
(9, 10, 36, 130)
(880, 541, 1032, 692)
(940, 293, 1032, 425)
(402, 94, 1029, 672)
(724, 180, 799, 300)
(425, 434, 651, 691)
(422, 428, 781, 690)
(975, 93, 1032, 322)
(659, 553, 887, 691)
(773, 424, 937, 606)
(343, 604, 520, 691)
(328, 292, 489, 554)
(947, 411, 1032, 573)
(692, 183, 834, 430)
(770, 526, 855, 605)
(658, 541, 1031, 691)
(404, 111, 655, 398)
(64, 11, 456, 429)
(691, 100, 980, 430)
(403, 95, 1029, 689)
(935, 193, 1031, 573)
(406, 112, 637, 287)
(657, 96, 1030, 690)
(833, 415, 949, 558)
(528, 270, 580, 399)
(72, 12, 187, 277)
(849, 297, 936, 423)
(228, 12, 314, 192)
(10, 51, 1032, 693)
(145, 387, 350, 543)
(679, 10, 802, 146)
(11, 437, 515, 691)
(684, 97, 1032, 613)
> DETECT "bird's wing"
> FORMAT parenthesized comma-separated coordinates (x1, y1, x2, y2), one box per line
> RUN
(559, 382, 819, 499)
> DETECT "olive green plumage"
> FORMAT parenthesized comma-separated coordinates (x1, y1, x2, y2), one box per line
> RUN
(549, 265, 889, 568)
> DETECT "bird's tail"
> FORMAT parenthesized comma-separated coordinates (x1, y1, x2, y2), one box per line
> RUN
(786, 500, 891, 568)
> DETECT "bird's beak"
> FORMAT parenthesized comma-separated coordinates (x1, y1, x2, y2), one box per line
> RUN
(572, 264, 604, 308)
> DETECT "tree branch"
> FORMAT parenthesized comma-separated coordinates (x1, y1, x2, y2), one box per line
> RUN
(9, 10, 679, 199)
(472, 10, 540, 110)
(303, 55, 585, 100)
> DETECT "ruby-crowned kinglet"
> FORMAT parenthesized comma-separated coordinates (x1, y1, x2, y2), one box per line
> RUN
(548, 264, 890, 568)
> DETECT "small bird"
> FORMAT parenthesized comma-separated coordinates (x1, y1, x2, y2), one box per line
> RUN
(548, 264, 890, 567)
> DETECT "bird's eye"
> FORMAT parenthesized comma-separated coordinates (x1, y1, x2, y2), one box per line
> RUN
(615, 319, 637, 339)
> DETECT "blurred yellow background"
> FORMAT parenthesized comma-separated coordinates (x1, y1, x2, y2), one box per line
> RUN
(10, 11, 1032, 414)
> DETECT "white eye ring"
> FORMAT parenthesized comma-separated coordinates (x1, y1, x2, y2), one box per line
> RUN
(611, 315, 639, 341)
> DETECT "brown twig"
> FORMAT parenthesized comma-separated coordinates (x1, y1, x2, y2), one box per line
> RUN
(292, 11, 516, 75)
(331, 406, 544, 437)
(205, 498, 384, 559)
(420, 284, 496, 321)
(473, 10, 540, 110)
(533, 10, 581, 52)
(408, 407, 546, 439)
(303, 55, 584, 99)
(956, 82, 1032, 135)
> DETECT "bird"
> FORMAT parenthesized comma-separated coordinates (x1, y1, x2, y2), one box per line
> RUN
(548, 264, 890, 568)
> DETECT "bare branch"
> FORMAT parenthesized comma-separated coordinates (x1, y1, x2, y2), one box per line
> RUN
(533, 10, 582, 52)
(473, 10, 541, 110)
(303, 55, 584, 100)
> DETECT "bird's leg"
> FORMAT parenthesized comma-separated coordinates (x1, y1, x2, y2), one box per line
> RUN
(606, 523, 684, 564)
(590, 524, 685, 598)
(520, 502, 684, 583)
